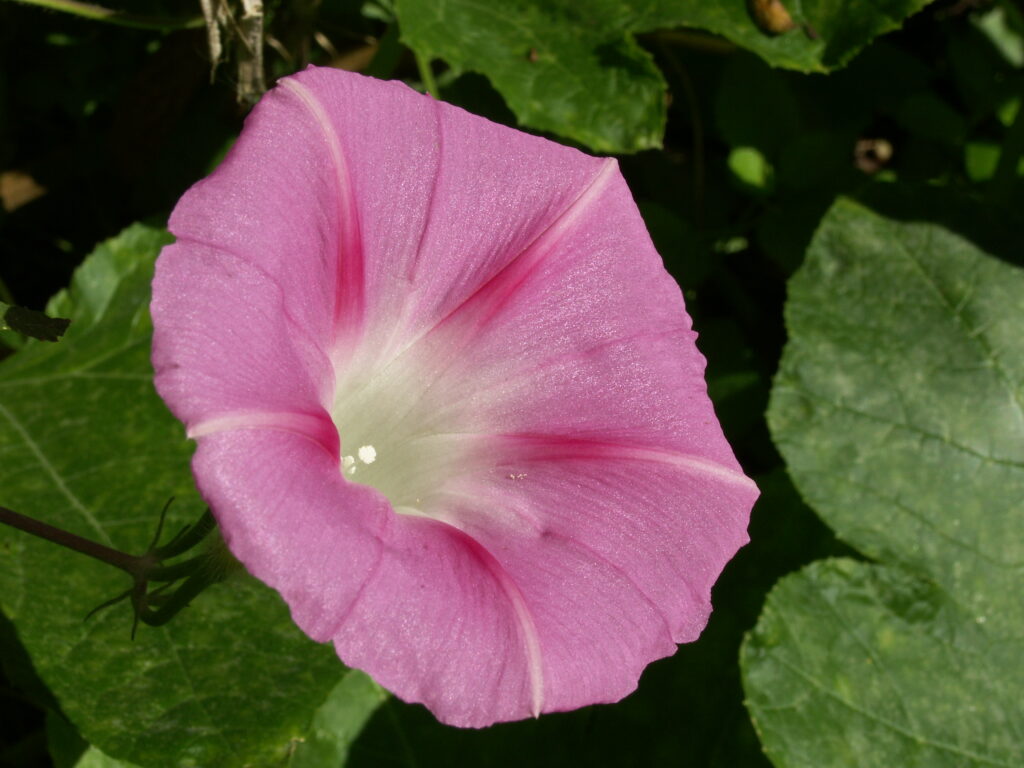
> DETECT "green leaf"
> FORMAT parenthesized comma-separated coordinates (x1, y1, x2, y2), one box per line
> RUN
(728, 147, 773, 191)
(396, 0, 667, 153)
(746, 198, 1024, 767)
(44, 223, 175, 326)
(73, 746, 143, 768)
(966, 141, 1002, 182)
(288, 671, 388, 768)
(0, 225, 377, 767)
(395, 0, 935, 153)
(972, 4, 1024, 68)
(745, 559, 1020, 768)
(656, 0, 938, 73)
(47, 710, 89, 768)
(67, 672, 385, 768)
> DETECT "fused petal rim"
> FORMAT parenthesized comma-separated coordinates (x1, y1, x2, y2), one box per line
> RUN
(151, 66, 758, 727)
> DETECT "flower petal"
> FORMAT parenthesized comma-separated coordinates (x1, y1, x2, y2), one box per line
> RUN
(191, 430, 384, 640)
(276, 67, 609, 366)
(153, 67, 758, 728)
(450, 436, 755, 645)
(152, 241, 337, 451)
(192, 428, 541, 725)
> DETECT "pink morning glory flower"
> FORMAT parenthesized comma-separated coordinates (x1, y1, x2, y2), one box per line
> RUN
(150, 67, 758, 728)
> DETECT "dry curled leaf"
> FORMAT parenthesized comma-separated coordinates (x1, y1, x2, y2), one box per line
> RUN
(0, 170, 46, 212)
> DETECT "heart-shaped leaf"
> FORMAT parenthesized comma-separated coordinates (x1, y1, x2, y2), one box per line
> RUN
(745, 198, 1024, 767)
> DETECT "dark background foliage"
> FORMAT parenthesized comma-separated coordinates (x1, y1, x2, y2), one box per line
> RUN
(1, 0, 1021, 765)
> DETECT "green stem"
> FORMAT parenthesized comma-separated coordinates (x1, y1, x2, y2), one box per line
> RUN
(139, 569, 221, 627)
(148, 555, 208, 583)
(3, 503, 227, 635)
(154, 509, 216, 559)
(7, 0, 204, 30)
(0, 505, 139, 573)
(414, 50, 439, 99)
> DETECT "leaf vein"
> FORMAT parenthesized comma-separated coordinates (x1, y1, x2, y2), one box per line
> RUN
(771, 653, 1016, 767)
(0, 401, 111, 545)
(779, 384, 1024, 471)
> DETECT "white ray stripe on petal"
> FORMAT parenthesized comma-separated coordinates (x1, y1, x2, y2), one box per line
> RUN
(485, 552, 545, 717)
(374, 157, 621, 375)
(449, 528, 545, 718)
(495, 434, 759, 493)
(520, 157, 618, 262)
(630, 448, 758, 491)
(189, 410, 331, 444)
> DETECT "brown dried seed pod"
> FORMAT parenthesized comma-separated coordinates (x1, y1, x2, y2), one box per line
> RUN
(749, 0, 798, 35)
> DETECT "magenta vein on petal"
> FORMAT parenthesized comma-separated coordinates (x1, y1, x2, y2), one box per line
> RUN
(324, 158, 621, 426)
(377, 157, 620, 373)
(280, 77, 366, 354)
(445, 157, 619, 332)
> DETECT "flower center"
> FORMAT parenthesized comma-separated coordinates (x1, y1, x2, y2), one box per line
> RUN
(330, 344, 473, 519)
(340, 445, 377, 475)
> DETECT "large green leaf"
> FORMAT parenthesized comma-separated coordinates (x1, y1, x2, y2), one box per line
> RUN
(396, 0, 936, 153)
(746, 559, 1019, 768)
(0, 226, 379, 767)
(745, 199, 1024, 767)
(396, 0, 667, 153)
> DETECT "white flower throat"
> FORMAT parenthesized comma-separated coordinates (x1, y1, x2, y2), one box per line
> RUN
(330, 337, 480, 520)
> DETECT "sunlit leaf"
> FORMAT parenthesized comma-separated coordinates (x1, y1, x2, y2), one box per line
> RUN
(397, 0, 666, 153)
(746, 198, 1024, 767)
(396, 0, 936, 152)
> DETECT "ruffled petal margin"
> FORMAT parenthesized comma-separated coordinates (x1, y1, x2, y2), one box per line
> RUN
(152, 66, 759, 728)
